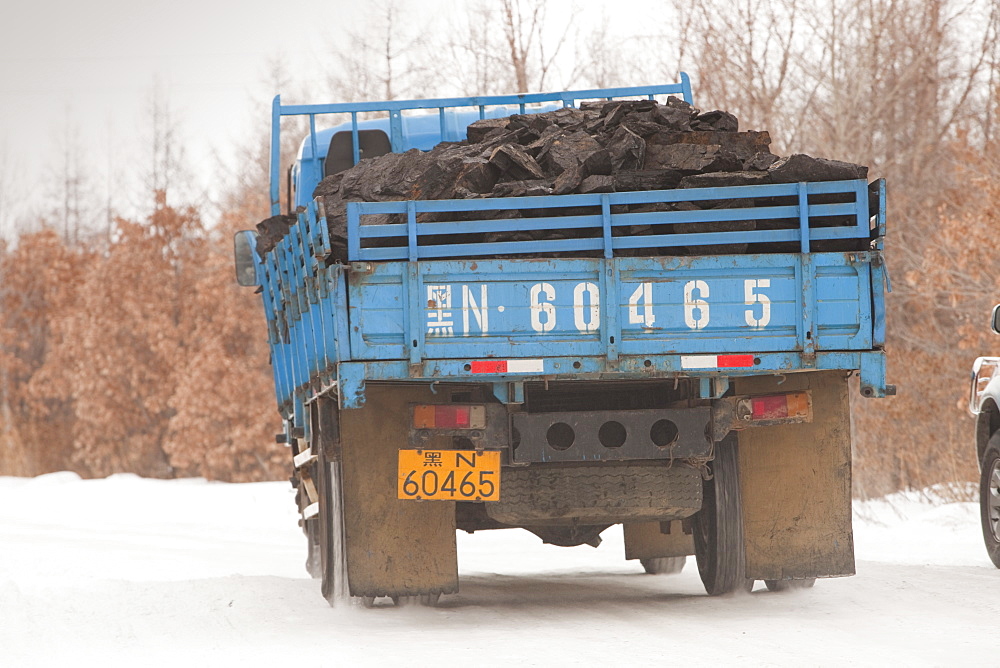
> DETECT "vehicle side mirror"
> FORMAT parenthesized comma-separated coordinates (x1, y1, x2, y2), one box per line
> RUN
(234, 231, 260, 287)
(992, 304, 1000, 335)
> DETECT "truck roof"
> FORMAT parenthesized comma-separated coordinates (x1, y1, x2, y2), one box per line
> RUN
(296, 104, 559, 161)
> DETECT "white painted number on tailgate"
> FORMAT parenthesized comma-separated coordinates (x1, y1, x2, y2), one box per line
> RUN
(573, 282, 600, 333)
(628, 282, 656, 328)
(744, 279, 771, 329)
(530, 283, 556, 333)
(683, 280, 710, 330)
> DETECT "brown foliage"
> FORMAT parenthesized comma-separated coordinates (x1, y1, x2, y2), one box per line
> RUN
(0, 193, 281, 481)
(853, 139, 1000, 498)
(162, 206, 285, 481)
(0, 230, 82, 475)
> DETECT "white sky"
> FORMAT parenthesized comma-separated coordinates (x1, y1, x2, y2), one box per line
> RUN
(0, 0, 358, 232)
(0, 0, 663, 236)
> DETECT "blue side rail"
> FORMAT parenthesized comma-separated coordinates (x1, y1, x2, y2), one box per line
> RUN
(243, 178, 888, 419)
(346, 180, 871, 261)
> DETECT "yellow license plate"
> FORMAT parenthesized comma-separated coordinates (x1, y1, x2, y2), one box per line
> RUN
(397, 450, 500, 501)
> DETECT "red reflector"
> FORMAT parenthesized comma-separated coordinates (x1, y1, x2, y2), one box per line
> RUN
(717, 355, 755, 368)
(470, 360, 507, 374)
(434, 405, 470, 428)
(752, 395, 789, 420)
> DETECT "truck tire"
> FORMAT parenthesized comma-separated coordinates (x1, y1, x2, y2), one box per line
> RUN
(640, 556, 686, 575)
(304, 515, 322, 579)
(693, 435, 754, 595)
(764, 578, 816, 592)
(317, 453, 349, 605)
(981, 435, 1000, 569)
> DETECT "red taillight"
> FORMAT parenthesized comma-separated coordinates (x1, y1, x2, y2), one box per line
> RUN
(751, 394, 789, 420)
(747, 392, 810, 422)
(435, 405, 469, 428)
(413, 405, 486, 429)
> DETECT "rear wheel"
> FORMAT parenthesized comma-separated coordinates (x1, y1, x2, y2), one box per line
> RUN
(693, 435, 753, 595)
(304, 515, 321, 579)
(313, 399, 349, 606)
(316, 455, 349, 605)
(981, 437, 1000, 569)
(391, 593, 442, 607)
(640, 556, 686, 575)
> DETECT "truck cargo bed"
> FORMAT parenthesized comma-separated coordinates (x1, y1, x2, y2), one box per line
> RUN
(245, 178, 887, 413)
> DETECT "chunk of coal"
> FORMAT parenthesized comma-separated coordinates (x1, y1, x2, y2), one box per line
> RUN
(607, 126, 646, 171)
(313, 172, 344, 198)
(582, 147, 612, 175)
(651, 104, 694, 131)
(647, 131, 771, 163)
(454, 158, 500, 194)
(767, 154, 869, 183)
(644, 143, 741, 173)
(548, 107, 590, 128)
(552, 165, 583, 195)
(744, 152, 779, 171)
(467, 117, 509, 143)
(413, 153, 494, 200)
(578, 174, 616, 194)
(488, 143, 545, 180)
(614, 169, 682, 191)
(506, 114, 554, 140)
(539, 131, 607, 175)
(490, 179, 552, 198)
(678, 171, 772, 189)
(666, 95, 695, 112)
(601, 99, 658, 129)
(621, 116, 666, 137)
(339, 149, 433, 201)
(255, 214, 297, 257)
(692, 110, 739, 132)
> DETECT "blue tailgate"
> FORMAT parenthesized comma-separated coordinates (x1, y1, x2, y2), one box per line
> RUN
(348, 253, 873, 360)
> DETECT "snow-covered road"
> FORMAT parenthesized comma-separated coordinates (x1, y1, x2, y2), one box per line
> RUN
(1, 473, 996, 666)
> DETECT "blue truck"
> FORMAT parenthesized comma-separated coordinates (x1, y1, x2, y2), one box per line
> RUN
(234, 76, 891, 606)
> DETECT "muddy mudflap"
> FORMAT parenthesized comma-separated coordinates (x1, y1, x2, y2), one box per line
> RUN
(338, 384, 459, 599)
(734, 370, 855, 582)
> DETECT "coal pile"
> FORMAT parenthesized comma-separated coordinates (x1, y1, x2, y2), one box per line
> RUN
(256, 96, 869, 259)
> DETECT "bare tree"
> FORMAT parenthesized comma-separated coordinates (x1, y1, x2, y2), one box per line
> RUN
(0, 142, 20, 241)
(565, 10, 642, 89)
(668, 0, 804, 150)
(438, 2, 509, 96)
(41, 112, 99, 245)
(325, 0, 432, 102)
(140, 79, 192, 212)
(440, 0, 578, 96)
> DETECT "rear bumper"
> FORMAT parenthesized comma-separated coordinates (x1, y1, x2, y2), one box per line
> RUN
(334, 349, 887, 409)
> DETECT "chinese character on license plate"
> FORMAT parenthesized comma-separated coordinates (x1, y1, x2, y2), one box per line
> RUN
(397, 450, 500, 501)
